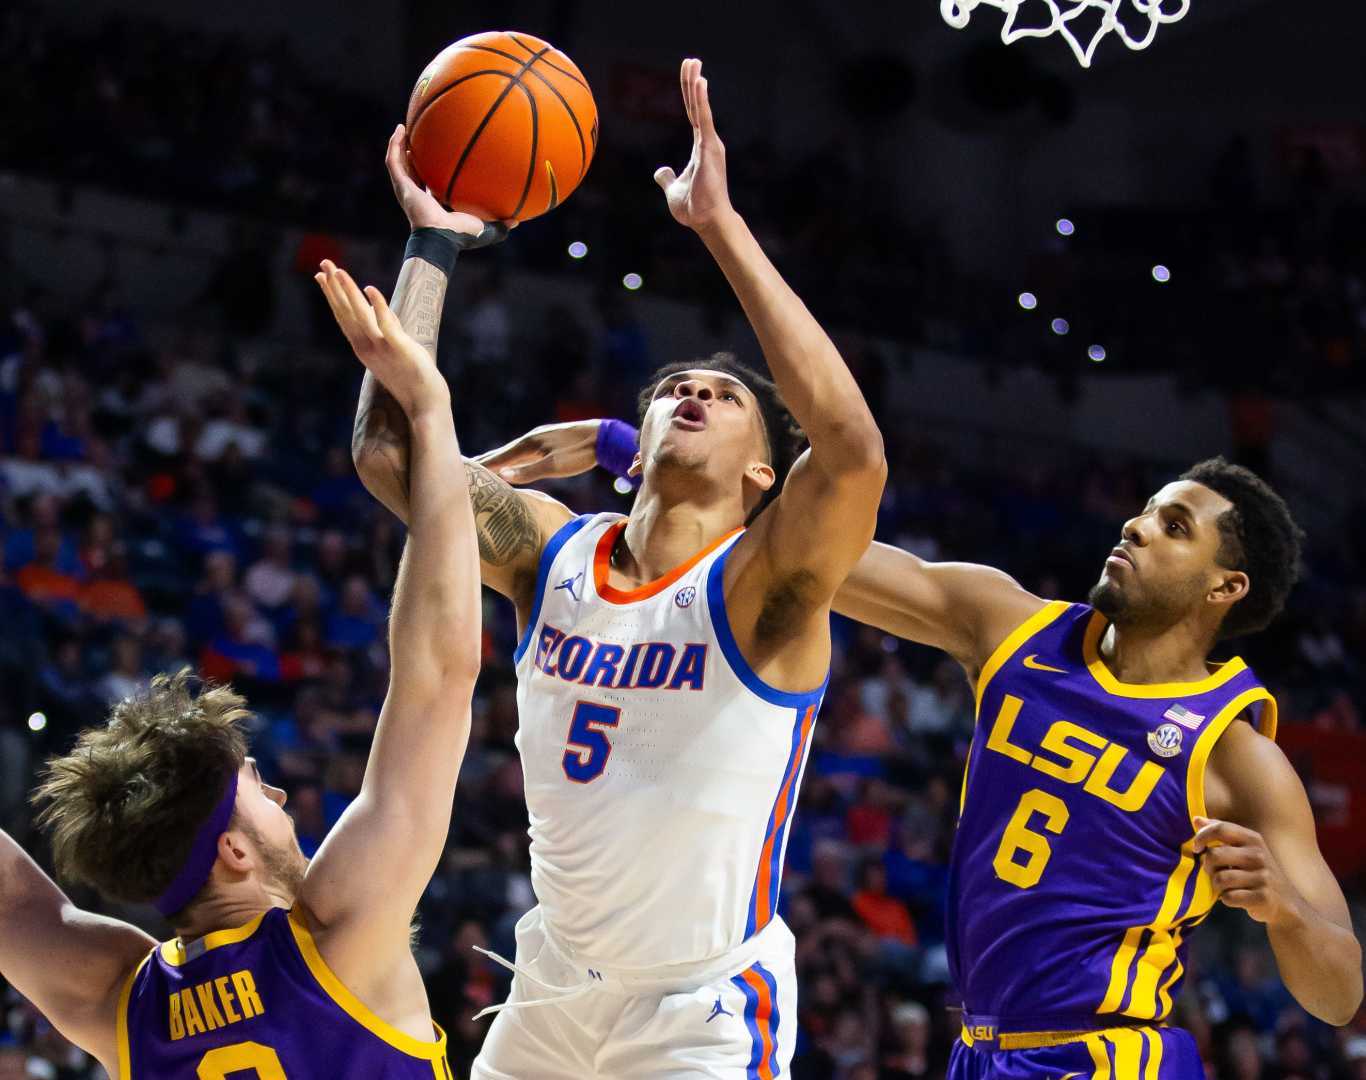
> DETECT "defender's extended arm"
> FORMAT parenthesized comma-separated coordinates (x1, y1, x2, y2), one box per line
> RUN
(0, 829, 154, 1070)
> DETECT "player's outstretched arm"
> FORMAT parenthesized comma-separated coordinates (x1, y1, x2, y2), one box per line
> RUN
(351, 125, 572, 615)
(655, 59, 885, 686)
(834, 543, 1048, 675)
(304, 261, 481, 993)
(472, 419, 606, 486)
(1199, 722, 1363, 1025)
(0, 829, 154, 1071)
(473, 418, 1050, 675)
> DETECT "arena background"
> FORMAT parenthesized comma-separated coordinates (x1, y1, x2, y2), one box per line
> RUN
(1, 0, 1364, 1076)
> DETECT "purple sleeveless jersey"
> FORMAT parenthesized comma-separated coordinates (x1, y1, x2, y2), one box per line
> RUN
(116, 907, 452, 1079)
(947, 602, 1277, 1035)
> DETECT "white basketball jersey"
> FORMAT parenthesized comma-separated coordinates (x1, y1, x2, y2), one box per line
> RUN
(512, 512, 827, 971)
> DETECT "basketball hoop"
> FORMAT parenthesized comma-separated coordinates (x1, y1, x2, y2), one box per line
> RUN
(940, 0, 1191, 68)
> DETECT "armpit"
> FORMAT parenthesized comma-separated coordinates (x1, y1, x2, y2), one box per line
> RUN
(755, 569, 820, 644)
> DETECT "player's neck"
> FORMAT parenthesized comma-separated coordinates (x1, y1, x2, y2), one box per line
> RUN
(619, 488, 745, 584)
(173, 883, 291, 944)
(1098, 619, 1218, 685)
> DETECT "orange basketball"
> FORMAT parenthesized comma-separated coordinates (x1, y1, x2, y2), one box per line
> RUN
(405, 31, 598, 224)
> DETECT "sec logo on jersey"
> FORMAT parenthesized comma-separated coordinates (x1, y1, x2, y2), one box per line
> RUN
(1147, 722, 1183, 758)
(675, 586, 697, 608)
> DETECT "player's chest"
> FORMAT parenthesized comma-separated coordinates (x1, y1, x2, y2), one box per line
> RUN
(974, 681, 1193, 816)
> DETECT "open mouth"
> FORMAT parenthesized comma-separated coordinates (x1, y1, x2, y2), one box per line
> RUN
(672, 399, 707, 430)
(1107, 546, 1134, 570)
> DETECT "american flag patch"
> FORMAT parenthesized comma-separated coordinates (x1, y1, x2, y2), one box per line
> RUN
(1163, 703, 1205, 729)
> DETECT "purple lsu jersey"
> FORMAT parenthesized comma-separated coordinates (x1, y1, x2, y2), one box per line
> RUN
(947, 601, 1277, 1034)
(116, 907, 451, 1079)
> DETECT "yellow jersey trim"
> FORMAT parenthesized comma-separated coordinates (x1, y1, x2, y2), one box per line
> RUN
(159, 911, 268, 966)
(1187, 686, 1277, 826)
(974, 600, 1071, 713)
(1098, 840, 1198, 1018)
(1254, 694, 1278, 742)
(1082, 611, 1247, 698)
(115, 950, 153, 1080)
(286, 909, 448, 1061)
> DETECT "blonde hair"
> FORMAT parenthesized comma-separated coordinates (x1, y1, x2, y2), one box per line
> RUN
(32, 669, 250, 907)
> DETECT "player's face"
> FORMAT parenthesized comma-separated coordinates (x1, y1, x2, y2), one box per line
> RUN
(1088, 480, 1236, 627)
(235, 758, 308, 897)
(638, 369, 771, 490)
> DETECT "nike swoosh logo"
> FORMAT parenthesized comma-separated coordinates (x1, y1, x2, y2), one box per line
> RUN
(1023, 654, 1067, 674)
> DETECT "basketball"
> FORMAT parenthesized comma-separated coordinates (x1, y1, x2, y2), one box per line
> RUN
(405, 31, 598, 224)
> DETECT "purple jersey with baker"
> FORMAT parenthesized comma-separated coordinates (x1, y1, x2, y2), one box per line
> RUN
(117, 906, 452, 1079)
(946, 602, 1276, 1075)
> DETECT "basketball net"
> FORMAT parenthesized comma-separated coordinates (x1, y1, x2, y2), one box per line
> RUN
(940, 0, 1191, 68)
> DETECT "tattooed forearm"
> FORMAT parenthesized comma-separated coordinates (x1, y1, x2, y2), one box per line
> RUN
(351, 255, 453, 510)
(464, 460, 540, 566)
(353, 373, 411, 458)
(392, 259, 447, 359)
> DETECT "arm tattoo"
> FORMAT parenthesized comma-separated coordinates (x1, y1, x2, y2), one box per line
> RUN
(464, 460, 541, 567)
(352, 377, 410, 455)
(351, 258, 452, 498)
(394, 261, 447, 359)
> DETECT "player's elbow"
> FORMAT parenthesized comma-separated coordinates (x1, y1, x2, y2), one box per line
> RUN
(432, 646, 481, 694)
(352, 439, 397, 483)
(1307, 944, 1363, 1026)
(1327, 962, 1364, 1027)
(1316, 991, 1362, 1028)
(816, 421, 886, 479)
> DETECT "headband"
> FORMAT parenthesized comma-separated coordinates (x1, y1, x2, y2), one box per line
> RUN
(153, 770, 239, 918)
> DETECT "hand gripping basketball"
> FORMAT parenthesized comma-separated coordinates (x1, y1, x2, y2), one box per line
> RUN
(386, 124, 512, 246)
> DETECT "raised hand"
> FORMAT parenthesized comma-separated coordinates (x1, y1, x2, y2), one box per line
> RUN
(385, 124, 509, 248)
(316, 260, 449, 420)
(653, 59, 735, 235)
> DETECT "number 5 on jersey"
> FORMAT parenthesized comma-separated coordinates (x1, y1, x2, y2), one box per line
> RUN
(563, 701, 621, 783)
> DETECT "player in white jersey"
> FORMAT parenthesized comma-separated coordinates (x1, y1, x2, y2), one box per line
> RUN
(352, 59, 886, 1078)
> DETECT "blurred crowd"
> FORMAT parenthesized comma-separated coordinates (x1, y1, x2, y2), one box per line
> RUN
(1, 4, 1365, 1079)
(1, 256, 1363, 1078)
(5, 3, 1366, 396)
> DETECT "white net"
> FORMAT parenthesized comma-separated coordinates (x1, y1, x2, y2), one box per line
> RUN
(940, 0, 1192, 68)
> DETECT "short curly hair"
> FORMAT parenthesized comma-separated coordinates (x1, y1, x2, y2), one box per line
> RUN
(637, 353, 805, 520)
(1180, 457, 1305, 639)
(32, 669, 250, 909)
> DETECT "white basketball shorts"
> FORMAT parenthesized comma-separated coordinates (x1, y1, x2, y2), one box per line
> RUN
(471, 906, 797, 1080)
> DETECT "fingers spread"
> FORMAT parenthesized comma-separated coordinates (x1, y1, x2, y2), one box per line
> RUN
(333, 269, 380, 341)
(316, 266, 352, 326)
(364, 285, 398, 334)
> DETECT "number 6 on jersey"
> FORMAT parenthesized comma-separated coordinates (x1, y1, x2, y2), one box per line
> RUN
(563, 701, 621, 783)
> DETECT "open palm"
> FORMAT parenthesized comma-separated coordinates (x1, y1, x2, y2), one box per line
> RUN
(654, 59, 734, 233)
